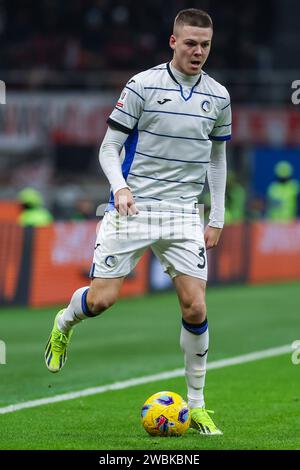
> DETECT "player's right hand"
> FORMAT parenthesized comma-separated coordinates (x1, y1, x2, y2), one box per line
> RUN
(114, 188, 139, 216)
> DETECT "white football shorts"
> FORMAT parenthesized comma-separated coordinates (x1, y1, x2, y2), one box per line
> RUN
(90, 208, 207, 281)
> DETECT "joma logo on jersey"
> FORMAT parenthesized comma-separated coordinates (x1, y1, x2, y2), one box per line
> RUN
(201, 100, 211, 112)
(157, 98, 172, 105)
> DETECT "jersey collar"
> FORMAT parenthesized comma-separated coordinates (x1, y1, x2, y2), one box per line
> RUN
(167, 62, 202, 101)
(167, 62, 202, 88)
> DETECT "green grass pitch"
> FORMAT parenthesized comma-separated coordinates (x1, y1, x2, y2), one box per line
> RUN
(0, 282, 299, 450)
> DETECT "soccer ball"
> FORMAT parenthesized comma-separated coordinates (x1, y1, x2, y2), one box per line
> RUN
(141, 391, 191, 437)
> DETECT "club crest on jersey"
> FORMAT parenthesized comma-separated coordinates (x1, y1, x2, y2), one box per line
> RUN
(201, 100, 211, 113)
(104, 255, 118, 268)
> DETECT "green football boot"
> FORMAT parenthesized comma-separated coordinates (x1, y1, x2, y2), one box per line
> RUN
(190, 407, 223, 435)
(45, 310, 73, 373)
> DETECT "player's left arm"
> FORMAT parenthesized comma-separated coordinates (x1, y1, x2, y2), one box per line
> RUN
(205, 88, 231, 249)
(205, 140, 227, 249)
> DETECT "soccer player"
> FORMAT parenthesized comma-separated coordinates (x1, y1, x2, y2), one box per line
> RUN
(45, 8, 231, 436)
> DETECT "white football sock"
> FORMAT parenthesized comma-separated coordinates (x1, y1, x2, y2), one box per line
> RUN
(180, 320, 209, 409)
(58, 286, 91, 333)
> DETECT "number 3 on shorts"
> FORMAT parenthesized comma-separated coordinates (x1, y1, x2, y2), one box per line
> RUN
(197, 247, 206, 269)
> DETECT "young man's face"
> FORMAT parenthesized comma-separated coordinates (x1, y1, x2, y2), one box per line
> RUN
(170, 25, 213, 75)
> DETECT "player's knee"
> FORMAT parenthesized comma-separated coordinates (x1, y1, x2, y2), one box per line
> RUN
(87, 295, 116, 315)
(182, 300, 206, 324)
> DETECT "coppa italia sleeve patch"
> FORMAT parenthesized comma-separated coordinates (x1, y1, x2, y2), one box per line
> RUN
(116, 89, 128, 108)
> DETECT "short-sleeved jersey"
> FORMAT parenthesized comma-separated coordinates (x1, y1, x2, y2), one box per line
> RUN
(107, 62, 231, 207)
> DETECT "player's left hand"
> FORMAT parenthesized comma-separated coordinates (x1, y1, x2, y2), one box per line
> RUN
(204, 226, 223, 250)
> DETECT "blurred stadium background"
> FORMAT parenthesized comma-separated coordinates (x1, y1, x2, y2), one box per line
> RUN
(0, 0, 299, 306)
(0, 0, 300, 451)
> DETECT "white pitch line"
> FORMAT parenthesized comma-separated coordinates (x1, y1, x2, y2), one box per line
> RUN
(0, 344, 291, 415)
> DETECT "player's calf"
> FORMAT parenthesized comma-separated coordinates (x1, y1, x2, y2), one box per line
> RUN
(87, 277, 124, 315)
(86, 295, 116, 315)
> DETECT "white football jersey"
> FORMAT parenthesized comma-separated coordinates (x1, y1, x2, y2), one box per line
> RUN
(107, 62, 231, 208)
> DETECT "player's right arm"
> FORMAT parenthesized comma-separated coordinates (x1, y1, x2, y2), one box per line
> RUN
(99, 126, 139, 216)
(99, 74, 145, 215)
